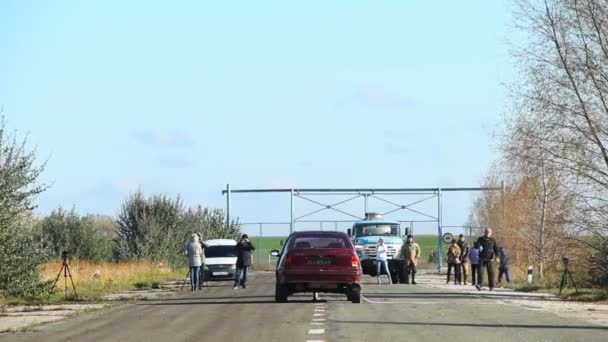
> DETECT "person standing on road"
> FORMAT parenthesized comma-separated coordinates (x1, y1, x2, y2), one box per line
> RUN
(234, 234, 256, 289)
(457, 234, 469, 285)
(185, 233, 204, 291)
(497, 247, 511, 285)
(469, 241, 481, 287)
(446, 240, 461, 284)
(376, 239, 392, 285)
(476, 228, 500, 291)
(400, 235, 421, 284)
(196, 233, 208, 290)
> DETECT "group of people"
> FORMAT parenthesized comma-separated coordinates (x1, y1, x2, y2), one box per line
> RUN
(184, 233, 255, 291)
(375, 235, 421, 285)
(378, 228, 511, 291)
(446, 228, 511, 290)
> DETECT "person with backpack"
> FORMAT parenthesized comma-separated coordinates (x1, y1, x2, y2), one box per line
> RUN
(446, 240, 461, 285)
(476, 228, 500, 291)
(457, 234, 469, 285)
(468, 241, 481, 287)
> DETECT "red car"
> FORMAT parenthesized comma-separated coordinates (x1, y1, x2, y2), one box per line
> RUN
(270, 231, 362, 303)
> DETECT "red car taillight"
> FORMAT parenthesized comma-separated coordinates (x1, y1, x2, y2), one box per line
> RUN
(351, 254, 359, 267)
(284, 255, 293, 267)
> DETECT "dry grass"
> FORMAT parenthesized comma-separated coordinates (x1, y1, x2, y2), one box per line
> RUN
(38, 259, 186, 302)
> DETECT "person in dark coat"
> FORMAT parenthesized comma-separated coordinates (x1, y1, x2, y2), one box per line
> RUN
(497, 247, 511, 285)
(234, 234, 255, 289)
(475, 228, 499, 291)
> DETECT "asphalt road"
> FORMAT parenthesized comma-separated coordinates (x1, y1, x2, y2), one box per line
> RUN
(2, 272, 607, 342)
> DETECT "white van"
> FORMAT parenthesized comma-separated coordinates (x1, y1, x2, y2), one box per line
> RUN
(203, 239, 238, 280)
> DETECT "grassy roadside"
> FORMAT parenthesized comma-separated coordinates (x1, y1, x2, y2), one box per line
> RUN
(506, 280, 607, 302)
(0, 260, 187, 305)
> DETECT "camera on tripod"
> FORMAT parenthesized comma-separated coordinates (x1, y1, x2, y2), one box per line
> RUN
(48, 250, 78, 300)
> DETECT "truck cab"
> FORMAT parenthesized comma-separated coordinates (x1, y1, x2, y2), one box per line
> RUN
(350, 213, 403, 280)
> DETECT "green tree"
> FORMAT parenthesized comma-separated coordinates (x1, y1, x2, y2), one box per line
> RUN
(0, 117, 48, 296)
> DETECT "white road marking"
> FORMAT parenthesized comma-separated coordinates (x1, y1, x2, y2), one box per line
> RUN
(308, 329, 325, 335)
(306, 340, 325, 342)
(310, 322, 325, 325)
(313, 313, 325, 317)
(312, 318, 326, 322)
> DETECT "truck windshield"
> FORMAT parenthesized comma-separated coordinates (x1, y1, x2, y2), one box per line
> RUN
(205, 245, 238, 258)
(355, 224, 399, 236)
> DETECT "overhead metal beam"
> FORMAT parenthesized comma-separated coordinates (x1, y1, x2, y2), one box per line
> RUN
(221, 187, 504, 194)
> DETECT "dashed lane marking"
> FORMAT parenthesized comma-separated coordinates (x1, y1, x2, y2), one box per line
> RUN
(308, 329, 325, 335)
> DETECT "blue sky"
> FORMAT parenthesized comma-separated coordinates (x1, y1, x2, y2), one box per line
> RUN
(1, 0, 514, 235)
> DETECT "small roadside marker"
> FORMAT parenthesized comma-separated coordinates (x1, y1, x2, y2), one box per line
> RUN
(308, 329, 325, 335)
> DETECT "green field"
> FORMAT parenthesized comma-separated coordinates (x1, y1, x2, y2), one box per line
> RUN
(250, 235, 447, 267)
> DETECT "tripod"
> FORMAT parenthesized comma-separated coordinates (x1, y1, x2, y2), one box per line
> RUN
(559, 257, 578, 295)
(49, 252, 78, 300)
(180, 267, 208, 291)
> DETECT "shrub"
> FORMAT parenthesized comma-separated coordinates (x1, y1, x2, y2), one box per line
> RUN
(41, 208, 113, 262)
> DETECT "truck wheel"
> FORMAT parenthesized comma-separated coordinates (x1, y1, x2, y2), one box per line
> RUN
(349, 287, 361, 304)
(275, 284, 288, 303)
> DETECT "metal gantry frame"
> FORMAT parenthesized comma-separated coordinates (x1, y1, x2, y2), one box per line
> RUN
(222, 185, 505, 272)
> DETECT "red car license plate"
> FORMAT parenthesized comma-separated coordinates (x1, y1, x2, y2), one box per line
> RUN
(307, 257, 334, 265)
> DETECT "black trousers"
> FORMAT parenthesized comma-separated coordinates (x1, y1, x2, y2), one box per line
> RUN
(404, 264, 417, 283)
(470, 264, 480, 285)
(447, 263, 461, 283)
(498, 266, 511, 283)
(478, 260, 495, 289)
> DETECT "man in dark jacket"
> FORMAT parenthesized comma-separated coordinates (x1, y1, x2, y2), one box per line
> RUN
(234, 234, 256, 289)
(475, 228, 499, 291)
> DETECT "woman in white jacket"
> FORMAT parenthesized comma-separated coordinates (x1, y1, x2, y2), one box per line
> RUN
(376, 239, 392, 285)
(185, 233, 204, 291)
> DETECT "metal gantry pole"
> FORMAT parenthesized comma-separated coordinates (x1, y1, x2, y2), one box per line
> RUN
(259, 223, 263, 266)
(226, 184, 231, 229)
(290, 189, 295, 234)
(364, 194, 369, 214)
(437, 189, 443, 273)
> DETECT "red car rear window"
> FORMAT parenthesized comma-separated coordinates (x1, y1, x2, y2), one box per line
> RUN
(292, 236, 350, 249)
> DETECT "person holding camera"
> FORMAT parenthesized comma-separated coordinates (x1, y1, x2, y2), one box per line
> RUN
(185, 233, 204, 291)
(234, 234, 256, 289)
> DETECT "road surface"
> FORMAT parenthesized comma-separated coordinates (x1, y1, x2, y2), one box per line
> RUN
(1, 272, 607, 342)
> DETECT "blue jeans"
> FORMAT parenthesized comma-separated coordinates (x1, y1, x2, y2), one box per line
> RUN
(235, 266, 248, 286)
(376, 260, 392, 284)
(190, 266, 201, 290)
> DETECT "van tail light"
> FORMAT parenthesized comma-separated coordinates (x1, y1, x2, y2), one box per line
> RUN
(351, 254, 360, 267)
